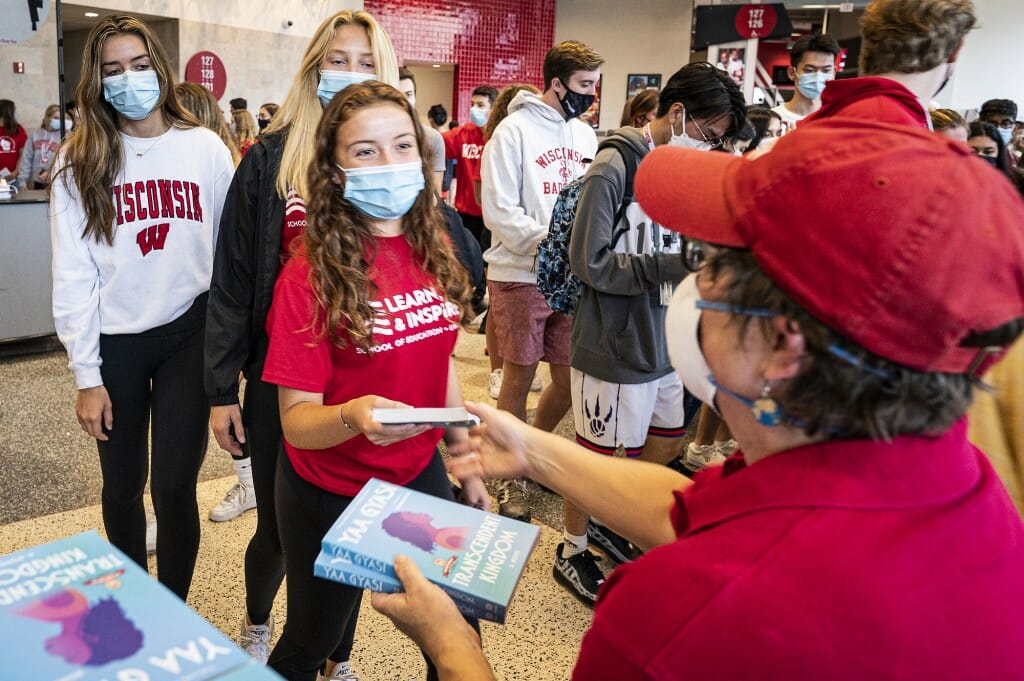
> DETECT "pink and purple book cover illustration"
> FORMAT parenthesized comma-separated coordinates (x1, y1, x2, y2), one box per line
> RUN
(0, 530, 259, 681)
(317, 478, 540, 623)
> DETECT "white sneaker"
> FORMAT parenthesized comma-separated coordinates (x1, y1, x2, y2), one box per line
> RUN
(320, 661, 360, 680)
(683, 442, 728, 472)
(145, 511, 157, 555)
(530, 373, 543, 392)
(488, 369, 503, 400)
(714, 439, 739, 458)
(209, 481, 257, 522)
(239, 613, 274, 664)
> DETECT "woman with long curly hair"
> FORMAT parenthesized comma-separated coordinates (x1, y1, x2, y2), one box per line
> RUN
(49, 14, 233, 600)
(203, 10, 462, 678)
(261, 80, 487, 680)
(231, 108, 259, 156)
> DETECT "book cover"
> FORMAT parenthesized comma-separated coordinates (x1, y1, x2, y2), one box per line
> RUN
(318, 478, 540, 624)
(0, 530, 255, 681)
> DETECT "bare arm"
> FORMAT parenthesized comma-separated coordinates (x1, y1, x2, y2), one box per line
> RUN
(443, 358, 490, 511)
(277, 387, 430, 450)
(449, 402, 689, 550)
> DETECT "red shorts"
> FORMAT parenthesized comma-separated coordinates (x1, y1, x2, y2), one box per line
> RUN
(488, 280, 571, 366)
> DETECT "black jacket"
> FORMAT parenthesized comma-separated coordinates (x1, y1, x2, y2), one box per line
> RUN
(204, 132, 287, 406)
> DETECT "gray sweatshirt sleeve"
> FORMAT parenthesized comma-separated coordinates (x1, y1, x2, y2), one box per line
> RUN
(569, 149, 688, 295)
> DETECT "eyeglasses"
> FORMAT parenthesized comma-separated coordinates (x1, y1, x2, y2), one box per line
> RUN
(990, 118, 1016, 130)
(684, 239, 708, 272)
(689, 114, 724, 150)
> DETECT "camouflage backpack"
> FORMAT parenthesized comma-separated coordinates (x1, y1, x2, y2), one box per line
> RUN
(536, 137, 638, 315)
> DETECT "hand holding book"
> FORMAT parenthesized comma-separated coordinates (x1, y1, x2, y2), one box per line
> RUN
(446, 401, 538, 482)
(371, 555, 495, 680)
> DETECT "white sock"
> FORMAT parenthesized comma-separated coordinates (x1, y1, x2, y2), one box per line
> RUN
(562, 530, 588, 558)
(233, 457, 254, 488)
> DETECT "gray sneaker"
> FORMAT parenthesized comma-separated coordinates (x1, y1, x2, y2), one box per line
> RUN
(239, 613, 274, 664)
(553, 543, 605, 607)
(587, 521, 636, 564)
(497, 478, 531, 522)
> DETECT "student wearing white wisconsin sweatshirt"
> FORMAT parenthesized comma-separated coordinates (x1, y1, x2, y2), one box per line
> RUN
(49, 15, 233, 601)
(479, 40, 601, 527)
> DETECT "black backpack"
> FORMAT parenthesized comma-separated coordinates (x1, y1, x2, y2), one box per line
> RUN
(536, 137, 639, 315)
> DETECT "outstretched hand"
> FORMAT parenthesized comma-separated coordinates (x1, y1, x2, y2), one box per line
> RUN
(446, 401, 535, 482)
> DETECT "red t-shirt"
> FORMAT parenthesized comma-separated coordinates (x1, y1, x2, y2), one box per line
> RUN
(0, 125, 27, 175)
(280, 188, 306, 265)
(262, 238, 460, 496)
(442, 123, 485, 217)
(573, 420, 1024, 679)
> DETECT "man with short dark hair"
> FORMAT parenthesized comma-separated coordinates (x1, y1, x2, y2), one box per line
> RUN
(980, 98, 1019, 163)
(442, 86, 498, 252)
(809, 0, 976, 128)
(397, 66, 447, 195)
(558, 62, 745, 606)
(229, 97, 247, 113)
(480, 40, 603, 522)
(771, 33, 840, 129)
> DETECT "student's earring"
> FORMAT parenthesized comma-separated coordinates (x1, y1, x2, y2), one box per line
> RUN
(752, 381, 782, 426)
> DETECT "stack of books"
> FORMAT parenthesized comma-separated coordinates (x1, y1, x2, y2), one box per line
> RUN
(315, 478, 540, 624)
(0, 530, 281, 680)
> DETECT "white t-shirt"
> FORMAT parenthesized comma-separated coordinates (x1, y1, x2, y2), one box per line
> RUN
(50, 125, 234, 388)
(772, 103, 806, 131)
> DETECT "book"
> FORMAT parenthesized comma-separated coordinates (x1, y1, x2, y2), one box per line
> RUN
(317, 478, 540, 623)
(0, 530, 276, 681)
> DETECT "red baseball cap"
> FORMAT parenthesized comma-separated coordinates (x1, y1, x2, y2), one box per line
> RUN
(637, 117, 1024, 374)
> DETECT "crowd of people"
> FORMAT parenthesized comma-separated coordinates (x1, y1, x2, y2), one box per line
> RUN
(24, 0, 1024, 679)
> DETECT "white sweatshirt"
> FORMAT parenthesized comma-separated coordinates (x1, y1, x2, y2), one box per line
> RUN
(50, 125, 234, 388)
(480, 91, 597, 283)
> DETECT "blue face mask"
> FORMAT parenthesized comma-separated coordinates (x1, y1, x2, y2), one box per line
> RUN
(49, 118, 62, 131)
(341, 161, 425, 220)
(318, 70, 377, 106)
(998, 127, 1013, 146)
(796, 72, 831, 101)
(102, 70, 161, 120)
(469, 107, 489, 128)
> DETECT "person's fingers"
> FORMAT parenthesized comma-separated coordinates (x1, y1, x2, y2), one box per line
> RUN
(392, 554, 426, 590)
(230, 409, 246, 443)
(102, 398, 113, 431)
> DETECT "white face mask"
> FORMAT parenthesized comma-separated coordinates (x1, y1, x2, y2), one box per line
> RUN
(665, 273, 719, 412)
(667, 112, 713, 151)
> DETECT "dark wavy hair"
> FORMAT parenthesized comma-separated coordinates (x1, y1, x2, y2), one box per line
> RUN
(703, 248, 1022, 441)
(657, 63, 747, 138)
(304, 80, 472, 351)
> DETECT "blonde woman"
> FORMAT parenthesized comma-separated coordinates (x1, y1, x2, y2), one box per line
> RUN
(203, 10, 399, 675)
(50, 14, 233, 600)
(17, 104, 65, 189)
(232, 108, 259, 156)
(175, 82, 241, 166)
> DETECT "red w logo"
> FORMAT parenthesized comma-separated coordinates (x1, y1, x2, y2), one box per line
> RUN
(136, 223, 170, 256)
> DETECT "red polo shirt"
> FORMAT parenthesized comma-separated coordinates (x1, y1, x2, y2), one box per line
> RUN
(573, 419, 1024, 679)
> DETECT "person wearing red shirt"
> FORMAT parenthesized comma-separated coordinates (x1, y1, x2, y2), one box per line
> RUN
(0, 99, 28, 180)
(442, 86, 497, 251)
(807, 0, 976, 129)
(261, 80, 488, 681)
(372, 118, 1024, 680)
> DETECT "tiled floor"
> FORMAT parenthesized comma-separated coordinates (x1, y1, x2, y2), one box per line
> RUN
(0, 329, 603, 679)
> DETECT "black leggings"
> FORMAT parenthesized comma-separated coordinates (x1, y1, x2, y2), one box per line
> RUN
(269, 450, 479, 681)
(96, 295, 209, 601)
(239, 375, 286, 624)
(240, 376, 360, 659)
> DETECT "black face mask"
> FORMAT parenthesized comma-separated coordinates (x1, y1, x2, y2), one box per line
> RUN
(258, 118, 269, 130)
(978, 154, 999, 167)
(557, 85, 595, 121)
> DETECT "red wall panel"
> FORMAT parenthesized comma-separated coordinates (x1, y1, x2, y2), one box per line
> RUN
(367, 0, 556, 122)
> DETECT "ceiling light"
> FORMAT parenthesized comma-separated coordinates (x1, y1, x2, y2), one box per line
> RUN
(432, 64, 440, 68)
(84, 11, 99, 17)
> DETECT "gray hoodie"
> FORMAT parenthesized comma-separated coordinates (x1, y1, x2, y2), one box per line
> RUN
(568, 127, 688, 384)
